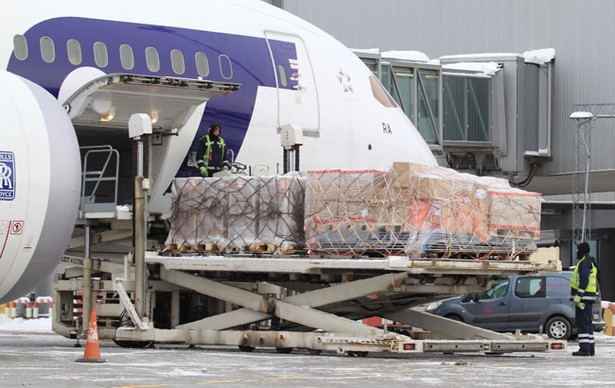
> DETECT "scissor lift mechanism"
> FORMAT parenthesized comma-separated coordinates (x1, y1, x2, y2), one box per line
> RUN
(53, 253, 566, 355)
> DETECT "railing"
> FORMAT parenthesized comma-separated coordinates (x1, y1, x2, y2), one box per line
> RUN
(79, 145, 120, 219)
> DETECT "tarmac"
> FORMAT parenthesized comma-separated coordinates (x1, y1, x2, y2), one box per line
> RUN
(1, 331, 614, 387)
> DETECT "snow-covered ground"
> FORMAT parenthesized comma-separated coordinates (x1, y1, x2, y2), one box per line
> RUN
(0, 314, 53, 333)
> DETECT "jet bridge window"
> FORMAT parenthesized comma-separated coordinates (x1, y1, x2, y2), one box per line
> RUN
(195, 52, 210, 77)
(93, 42, 108, 68)
(40, 36, 55, 63)
(383, 66, 415, 123)
(443, 74, 491, 142)
(417, 70, 440, 142)
(146, 47, 160, 73)
(171, 49, 185, 75)
(120, 44, 134, 70)
(13, 34, 28, 61)
(67, 39, 82, 66)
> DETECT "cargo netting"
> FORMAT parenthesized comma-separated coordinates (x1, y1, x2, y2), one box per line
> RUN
(165, 162, 540, 259)
(305, 162, 540, 259)
(165, 173, 306, 254)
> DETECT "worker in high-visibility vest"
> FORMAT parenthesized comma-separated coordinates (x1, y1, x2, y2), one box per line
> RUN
(570, 241, 598, 356)
(196, 123, 231, 177)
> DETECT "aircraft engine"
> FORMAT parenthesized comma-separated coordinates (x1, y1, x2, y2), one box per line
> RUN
(0, 71, 81, 303)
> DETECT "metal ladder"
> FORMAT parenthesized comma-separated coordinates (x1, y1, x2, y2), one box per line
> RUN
(79, 145, 120, 219)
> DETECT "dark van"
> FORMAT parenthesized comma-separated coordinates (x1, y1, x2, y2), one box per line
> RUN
(425, 272, 604, 340)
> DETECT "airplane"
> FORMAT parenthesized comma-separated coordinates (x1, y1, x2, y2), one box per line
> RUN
(0, 0, 437, 304)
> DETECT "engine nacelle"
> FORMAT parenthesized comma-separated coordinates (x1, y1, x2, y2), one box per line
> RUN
(0, 71, 80, 303)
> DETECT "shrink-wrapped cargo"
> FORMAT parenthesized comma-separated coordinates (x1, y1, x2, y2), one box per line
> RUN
(166, 162, 540, 259)
(165, 173, 305, 253)
(305, 162, 541, 258)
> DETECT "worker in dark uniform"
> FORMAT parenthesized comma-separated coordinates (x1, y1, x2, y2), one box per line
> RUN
(570, 241, 598, 356)
(196, 123, 230, 177)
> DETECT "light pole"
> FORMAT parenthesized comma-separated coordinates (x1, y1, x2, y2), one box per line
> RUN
(569, 111, 594, 250)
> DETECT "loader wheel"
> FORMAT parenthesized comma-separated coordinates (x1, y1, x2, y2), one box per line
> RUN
(347, 351, 368, 357)
(113, 340, 152, 348)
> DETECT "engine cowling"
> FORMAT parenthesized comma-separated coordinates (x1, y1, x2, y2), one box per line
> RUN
(0, 71, 81, 303)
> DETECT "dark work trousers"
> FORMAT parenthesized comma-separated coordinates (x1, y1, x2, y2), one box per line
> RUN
(575, 301, 594, 354)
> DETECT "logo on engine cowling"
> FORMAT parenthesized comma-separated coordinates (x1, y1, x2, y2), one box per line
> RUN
(0, 151, 15, 201)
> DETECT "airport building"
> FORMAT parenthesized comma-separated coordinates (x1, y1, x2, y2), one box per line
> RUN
(281, 0, 615, 300)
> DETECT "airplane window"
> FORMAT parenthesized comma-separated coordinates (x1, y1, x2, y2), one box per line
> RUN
(120, 44, 134, 70)
(40, 36, 55, 63)
(369, 75, 398, 108)
(13, 35, 28, 60)
(67, 39, 82, 66)
(146, 47, 160, 73)
(94, 42, 108, 68)
(219, 55, 233, 80)
(195, 52, 210, 77)
(171, 49, 185, 75)
(277, 64, 288, 87)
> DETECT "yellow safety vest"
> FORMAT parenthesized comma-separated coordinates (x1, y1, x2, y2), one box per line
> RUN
(570, 256, 598, 293)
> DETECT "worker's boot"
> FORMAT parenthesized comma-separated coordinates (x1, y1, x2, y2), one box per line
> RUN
(572, 350, 591, 356)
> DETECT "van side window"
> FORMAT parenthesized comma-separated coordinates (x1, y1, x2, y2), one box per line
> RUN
(515, 277, 546, 298)
(546, 275, 570, 298)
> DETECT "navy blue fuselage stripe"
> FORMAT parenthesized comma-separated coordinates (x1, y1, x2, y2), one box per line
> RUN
(7, 17, 298, 177)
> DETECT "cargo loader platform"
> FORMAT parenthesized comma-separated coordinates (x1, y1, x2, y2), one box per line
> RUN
(53, 252, 566, 356)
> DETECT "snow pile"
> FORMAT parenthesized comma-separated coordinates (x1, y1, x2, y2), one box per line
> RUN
(523, 48, 555, 65)
(0, 314, 52, 332)
(381, 50, 430, 62)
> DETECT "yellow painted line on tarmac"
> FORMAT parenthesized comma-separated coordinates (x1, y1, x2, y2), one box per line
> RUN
(114, 385, 172, 388)
(196, 380, 240, 385)
(266, 375, 308, 381)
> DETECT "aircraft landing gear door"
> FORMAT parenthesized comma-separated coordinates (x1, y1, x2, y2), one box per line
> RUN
(265, 31, 320, 133)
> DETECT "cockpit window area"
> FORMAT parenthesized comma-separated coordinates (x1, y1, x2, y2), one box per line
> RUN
(369, 75, 398, 108)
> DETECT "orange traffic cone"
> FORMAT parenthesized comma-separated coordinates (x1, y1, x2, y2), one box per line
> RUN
(76, 309, 106, 363)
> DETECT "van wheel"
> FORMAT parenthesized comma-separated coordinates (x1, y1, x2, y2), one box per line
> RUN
(545, 316, 572, 340)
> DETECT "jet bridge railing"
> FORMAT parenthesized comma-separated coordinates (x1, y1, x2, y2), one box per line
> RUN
(79, 145, 120, 219)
